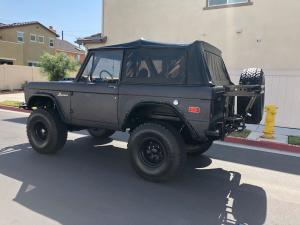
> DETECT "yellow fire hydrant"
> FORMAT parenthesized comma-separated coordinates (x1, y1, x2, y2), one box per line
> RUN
(262, 104, 277, 139)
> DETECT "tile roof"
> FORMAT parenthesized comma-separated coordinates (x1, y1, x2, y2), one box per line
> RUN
(0, 21, 59, 37)
(76, 33, 107, 45)
(55, 39, 85, 54)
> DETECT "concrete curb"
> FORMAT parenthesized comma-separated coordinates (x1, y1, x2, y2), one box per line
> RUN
(1, 106, 299, 154)
(225, 136, 300, 154)
(0, 105, 30, 113)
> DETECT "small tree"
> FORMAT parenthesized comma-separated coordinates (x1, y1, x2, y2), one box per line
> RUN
(39, 52, 78, 81)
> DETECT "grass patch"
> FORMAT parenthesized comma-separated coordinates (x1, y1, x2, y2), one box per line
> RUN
(230, 129, 251, 138)
(288, 136, 300, 146)
(0, 100, 22, 107)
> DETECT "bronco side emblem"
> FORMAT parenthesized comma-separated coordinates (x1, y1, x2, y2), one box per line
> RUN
(57, 92, 68, 97)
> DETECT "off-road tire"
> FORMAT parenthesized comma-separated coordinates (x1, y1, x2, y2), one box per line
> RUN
(27, 109, 68, 154)
(87, 128, 115, 138)
(186, 140, 213, 156)
(238, 68, 265, 124)
(128, 123, 186, 182)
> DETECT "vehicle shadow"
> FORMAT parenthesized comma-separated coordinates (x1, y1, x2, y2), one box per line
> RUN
(0, 137, 266, 225)
(3, 116, 28, 125)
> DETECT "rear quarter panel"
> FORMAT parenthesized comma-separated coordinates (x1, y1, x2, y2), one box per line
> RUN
(118, 84, 213, 138)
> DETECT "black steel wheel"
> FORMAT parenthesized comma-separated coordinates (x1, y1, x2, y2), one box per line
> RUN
(128, 123, 186, 182)
(139, 138, 166, 168)
(27, 109, 68, 154)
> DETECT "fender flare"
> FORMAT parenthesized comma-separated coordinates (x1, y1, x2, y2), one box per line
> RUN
(27, 93, 66, 122)
(122, 101, 198, 139)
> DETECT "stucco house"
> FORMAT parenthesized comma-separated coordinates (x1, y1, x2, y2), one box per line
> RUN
(76, 33, 107, 50)
(92, 0, 300, 74)
(83, 0, 300, 129)
(55, 39, 86, 64)
(0, 21, 59, 66)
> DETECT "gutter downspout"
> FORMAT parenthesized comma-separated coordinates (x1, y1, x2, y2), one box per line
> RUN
(101, 0, 105, 35)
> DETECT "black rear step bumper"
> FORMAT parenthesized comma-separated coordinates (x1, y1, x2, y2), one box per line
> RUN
(207, 84, 264, 140)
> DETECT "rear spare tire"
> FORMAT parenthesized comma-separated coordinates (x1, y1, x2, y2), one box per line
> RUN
(27, 109, 68, 154)
(87, 128, 115, 138)
(128, 123, 186, 182)
(237, 68, 265, 124)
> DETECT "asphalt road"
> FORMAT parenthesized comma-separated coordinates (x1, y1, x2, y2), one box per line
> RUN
(0, 109, 299, 225)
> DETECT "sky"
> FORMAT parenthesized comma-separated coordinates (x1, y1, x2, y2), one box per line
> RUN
(0, 0, 103, 44)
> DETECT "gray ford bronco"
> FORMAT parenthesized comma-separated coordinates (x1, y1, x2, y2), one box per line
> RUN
(23, 40, 265, 181)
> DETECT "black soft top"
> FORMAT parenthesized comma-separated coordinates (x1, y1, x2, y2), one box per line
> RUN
(90, 40, 230, 86)
(92, 39, 222, 56)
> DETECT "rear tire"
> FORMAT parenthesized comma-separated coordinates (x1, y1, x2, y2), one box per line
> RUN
(27, 109, 68, 154)
(238, 68, 265, 124)
(87, 128, 115, 138)
(128, 123, 186, 182)
(186, 141, 213, 156)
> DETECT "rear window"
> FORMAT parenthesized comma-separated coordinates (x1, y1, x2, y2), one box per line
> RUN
(122, 48, 186, 84)
(205, 51, 230, 85)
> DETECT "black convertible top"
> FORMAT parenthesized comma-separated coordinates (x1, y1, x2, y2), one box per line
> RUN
(90, 39, 230, 86)
(92, 39, 222, 56)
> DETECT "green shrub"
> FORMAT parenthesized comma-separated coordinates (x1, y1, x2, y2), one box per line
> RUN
(230, 129, 251, 138)
(288, 136, 300, 146)
(39, 53, 78, 81)
(21, 81, 28, 90)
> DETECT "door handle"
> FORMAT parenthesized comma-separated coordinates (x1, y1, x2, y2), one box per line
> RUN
(108, 85, 117, 89)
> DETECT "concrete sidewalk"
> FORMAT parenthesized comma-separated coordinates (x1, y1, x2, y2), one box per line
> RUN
(224, 124, 300, 153)
(246, 124, 300, 144)
(0, 92, 25, 102)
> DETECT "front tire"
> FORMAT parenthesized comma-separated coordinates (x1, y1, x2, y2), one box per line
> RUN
(128, 123, 186, 182)
(27, 109, 68, 154)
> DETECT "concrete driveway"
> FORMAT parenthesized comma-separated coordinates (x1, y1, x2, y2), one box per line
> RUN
(0, 109, 299, 225)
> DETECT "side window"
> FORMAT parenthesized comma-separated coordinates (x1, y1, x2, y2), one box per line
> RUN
(91, 51, 123, 83)
(49, 38, 54, 48)
(79, 54, 94, 82)
(205, 51, 230, 85)
(123, 48, 186, 84)
(17, 31, 24, 42)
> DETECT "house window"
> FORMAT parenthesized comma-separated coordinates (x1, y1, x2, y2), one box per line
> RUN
(76, 54, 81, 62)
(30, 34, 37, 42)
(17, 32, 24, 42)
(207, 0, 251, 8)
(38, 35, 44, 43)
(49, 38, 54, 48)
